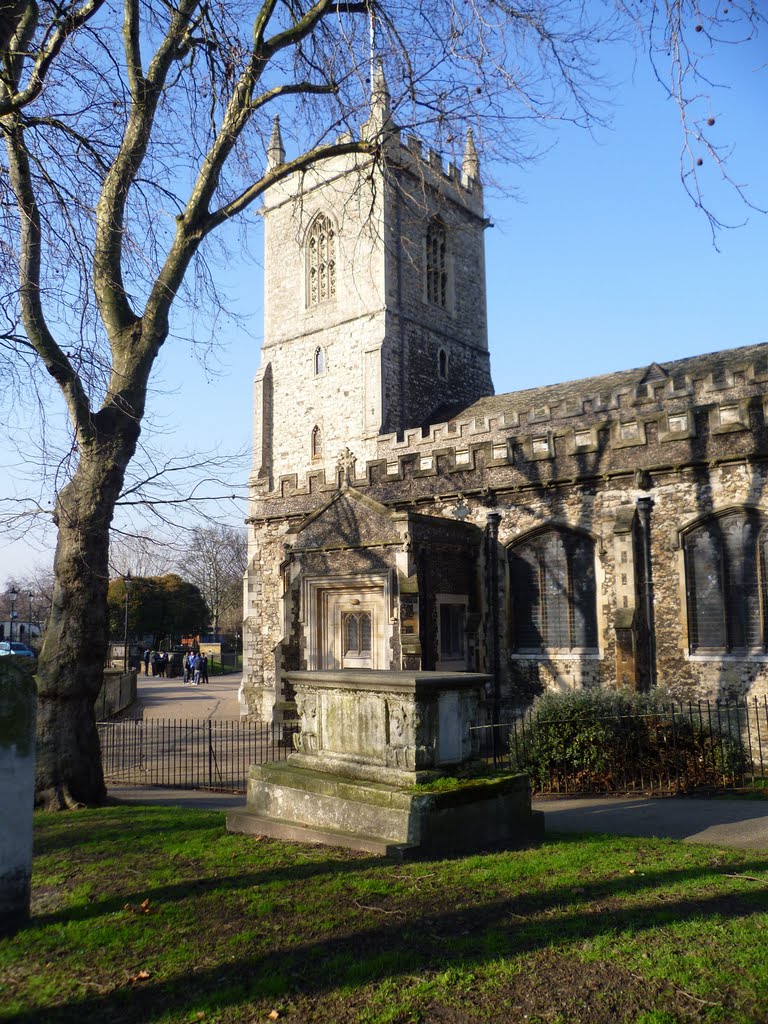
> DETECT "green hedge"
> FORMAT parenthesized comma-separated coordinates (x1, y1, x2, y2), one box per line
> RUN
(509, 689, 750, 793)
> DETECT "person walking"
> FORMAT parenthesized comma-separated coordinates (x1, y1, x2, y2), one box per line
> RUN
(193, 651, 203, 686)
(201, 653, 209, 685)
(143, 649, 150, 675)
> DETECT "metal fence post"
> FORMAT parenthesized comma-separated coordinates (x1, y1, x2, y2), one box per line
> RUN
(208, 719, 213, 790)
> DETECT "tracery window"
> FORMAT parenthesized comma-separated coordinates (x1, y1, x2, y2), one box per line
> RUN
(311, 425, 322, 460)
(342, 611, 372, 657)
(426, 219, 447, 307)
(684, 511, 765, 653)
(307, 214, 336, 306)
(509, 529, 598, 652)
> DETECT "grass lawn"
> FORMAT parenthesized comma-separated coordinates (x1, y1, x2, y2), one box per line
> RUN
(3, 805, 768, 1023)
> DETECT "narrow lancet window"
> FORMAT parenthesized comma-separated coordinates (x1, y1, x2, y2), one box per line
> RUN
(314, 346, 325, 375)
(311, 425, 322, 460)
(438, 348, 448, 380)
(426, 219, 447, 307)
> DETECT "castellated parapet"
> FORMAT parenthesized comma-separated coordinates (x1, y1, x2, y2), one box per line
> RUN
(250, 342, 768, 511)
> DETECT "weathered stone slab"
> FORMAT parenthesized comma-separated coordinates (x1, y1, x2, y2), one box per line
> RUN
(229, 761, 543, 859)
(286, 668, 490, 783)
(228, 669, 543, 858)
(0, 659, 37, 935)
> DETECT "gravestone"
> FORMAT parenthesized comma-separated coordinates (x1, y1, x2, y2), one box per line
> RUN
(228, 669, 542, 859)
(0, 658, 37, 935)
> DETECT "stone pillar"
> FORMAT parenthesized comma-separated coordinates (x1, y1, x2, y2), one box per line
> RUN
(0, 658, 37, 936)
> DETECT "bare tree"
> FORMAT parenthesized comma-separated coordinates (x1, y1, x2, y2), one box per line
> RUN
(1, 0, 762, 808)
(1, 571, 53, 644)
(182, 525, 248, 636)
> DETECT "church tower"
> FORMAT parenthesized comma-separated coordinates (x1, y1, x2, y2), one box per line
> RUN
(251, 69, 494, 495)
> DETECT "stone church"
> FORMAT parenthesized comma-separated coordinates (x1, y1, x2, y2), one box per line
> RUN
(241, 71, 768, 724)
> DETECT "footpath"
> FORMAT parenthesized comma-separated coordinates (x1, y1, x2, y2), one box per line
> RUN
(109, 676, 768, 851)
(126, 669, 242, 720)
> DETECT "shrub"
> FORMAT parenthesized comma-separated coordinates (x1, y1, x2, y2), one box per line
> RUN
(509, 688, 749, 794)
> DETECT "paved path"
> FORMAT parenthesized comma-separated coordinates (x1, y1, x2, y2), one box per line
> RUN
(131, 671, 242, 719)
(531, 795, 768, 850)
(107, 780, 768, 852)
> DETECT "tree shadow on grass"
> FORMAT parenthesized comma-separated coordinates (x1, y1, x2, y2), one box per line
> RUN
(11, 839, 768, 1023)
(30, 851, 384, 928)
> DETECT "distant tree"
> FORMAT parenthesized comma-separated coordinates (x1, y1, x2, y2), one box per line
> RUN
(109, 532, 178, 581)
(182, 526, 247, 636)
(1, 573, 52, 646)
(107, 574, 209, 648)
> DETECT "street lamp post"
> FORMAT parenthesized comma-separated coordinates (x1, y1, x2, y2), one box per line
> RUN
(27, 592, 33, 645)
(9, 588, 18, 644)
(123, 574, 133, 672)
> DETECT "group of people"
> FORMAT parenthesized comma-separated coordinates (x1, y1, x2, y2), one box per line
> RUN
(143, 649, 169, 677)
(141, 647, 210, 684)
(183, 650, 209, 686)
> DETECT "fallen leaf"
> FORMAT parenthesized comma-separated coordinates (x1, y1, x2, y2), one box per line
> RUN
(128, 969, 152, 983)
(124, 899, 152, 914)
(268, 1011, 280, 1020)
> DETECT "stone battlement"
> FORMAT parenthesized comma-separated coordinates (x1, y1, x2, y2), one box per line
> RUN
(251, 343, 768, 502)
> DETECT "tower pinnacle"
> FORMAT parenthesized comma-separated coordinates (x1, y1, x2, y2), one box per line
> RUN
(361, 58, 392, 139)
(267, 116, 285, 170)
(462, 127, 480, 186)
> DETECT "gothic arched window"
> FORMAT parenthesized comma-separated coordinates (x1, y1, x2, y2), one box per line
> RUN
(426, 219, 447, 307)
(684, 511, 765, 653)
(438, 348, 448, 380)
(311, 425, 322, 460)
(314, 346, 325, 375)
(306, 214, 336, 306)
(509, 529, 598, 652)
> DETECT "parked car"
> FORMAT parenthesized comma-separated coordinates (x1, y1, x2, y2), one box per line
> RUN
(0, 641, 36, 658)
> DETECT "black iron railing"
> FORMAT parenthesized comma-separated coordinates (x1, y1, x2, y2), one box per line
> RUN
(98, 718, 298, 792)
(470, 698, 768, 795)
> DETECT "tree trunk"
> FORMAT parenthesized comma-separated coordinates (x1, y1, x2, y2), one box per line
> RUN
(35, 418, 140, 809)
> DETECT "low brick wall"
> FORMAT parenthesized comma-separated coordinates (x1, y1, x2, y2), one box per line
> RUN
(96, 669, 137, 720)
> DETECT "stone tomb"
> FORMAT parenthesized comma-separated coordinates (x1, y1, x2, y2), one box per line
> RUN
(227, 670, 543, 858)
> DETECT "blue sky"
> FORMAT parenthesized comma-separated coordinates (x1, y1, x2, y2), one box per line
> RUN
(3, 28, 766, 583)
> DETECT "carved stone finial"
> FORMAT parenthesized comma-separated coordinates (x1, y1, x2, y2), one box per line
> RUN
(337, 447, 357, 486)
(267, 115, 285, 169)
(462, 127, 480, 185)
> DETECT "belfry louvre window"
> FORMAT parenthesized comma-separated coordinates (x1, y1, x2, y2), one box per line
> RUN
(426, 219, 447, 307)
(307, 214, 335, 305)
(509, 530, 598, 652)
(684, 511, 765, 653)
